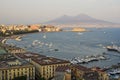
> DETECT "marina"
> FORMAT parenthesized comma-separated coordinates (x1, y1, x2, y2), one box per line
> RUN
(108, 69, 120, 75)
(70, 54, 107, 64)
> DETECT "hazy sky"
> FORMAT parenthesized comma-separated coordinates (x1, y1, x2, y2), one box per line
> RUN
(0, 0, 120, 24)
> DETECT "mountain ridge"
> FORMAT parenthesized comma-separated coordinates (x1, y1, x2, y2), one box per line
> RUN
(45, 14, 116, 25)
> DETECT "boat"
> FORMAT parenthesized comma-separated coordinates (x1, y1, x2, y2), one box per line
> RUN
(106, 45, 120, 53)
(38, 29, 42, 32)
(70, 55, 107, 64)
(32, 40, 39, 46)
(48, 48, 59, 52)
(49, 43, 53, 48)
(45, 43, 49, 46)
(2, 39, 7, 43)
(15, 36, 22, 41)
(54, 49, 59, 51)
(77, 32, 83, 35)
(43, 34, 46, 39)
(108, 69, 120, 75)
(97, 44, 103, 47)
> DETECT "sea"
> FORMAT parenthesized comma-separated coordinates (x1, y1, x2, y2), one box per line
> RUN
(6, 28, 120, 68)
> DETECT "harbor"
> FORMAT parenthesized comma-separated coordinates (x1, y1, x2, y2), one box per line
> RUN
(70, 54, 107, 64)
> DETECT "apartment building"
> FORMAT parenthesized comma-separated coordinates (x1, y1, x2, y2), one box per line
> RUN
(0, 54, 35, 80)
(15, 52, 70, 80)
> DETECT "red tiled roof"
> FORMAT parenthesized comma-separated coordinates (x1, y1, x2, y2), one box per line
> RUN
(72, 64, 91, 72)
(16, 52, 70, 65)
(15, 52, 46, 59)
(56, 65, 70, 72)
(32, 57, 70, 65)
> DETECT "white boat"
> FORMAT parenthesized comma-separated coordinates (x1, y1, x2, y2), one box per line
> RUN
(32, 40, 39, 45)
(41, 42, 44, 45)
(106, 45, 120, 53)
(77, 32, 83, 35)
(15, 36, 22, 41)
(49, 43, 53, 48)
(109, 69, 120, 75)
(38, 29, 42, 32)
(45, 43, 49, 46)
(43, 34, 46, 39)
(70, 60, 78, 64)
(97, 44, 103, 47)
(2, 39, 7, 43)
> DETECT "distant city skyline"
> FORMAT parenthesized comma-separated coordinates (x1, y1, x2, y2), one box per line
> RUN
(0, 0, 120, 24)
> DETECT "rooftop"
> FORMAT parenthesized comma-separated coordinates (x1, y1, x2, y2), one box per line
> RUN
(56, 65, 70, 72)
(72, 64, 91, 72)
(0, 54, 32, 69)
(91, 67, 105, 72)
(32, 57, 70, 65)
(16, 52, 70, 65)
(16, 52, 46, 59)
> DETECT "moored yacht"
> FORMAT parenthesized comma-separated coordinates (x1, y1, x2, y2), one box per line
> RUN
(106, 45, 120, 53)
(15, 36, 22, 41)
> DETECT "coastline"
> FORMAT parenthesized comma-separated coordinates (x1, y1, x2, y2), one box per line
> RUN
(0, 28, 120, 79)
(1, 28, 120, 67)
(1, 34, 120, 70)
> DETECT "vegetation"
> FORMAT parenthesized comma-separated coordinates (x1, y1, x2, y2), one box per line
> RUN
(13, 30, 38, 35)
(12, 76, 27, 80)
(39, 77, 46, 80)
(0, 30, 39, 37)
(36, 77, 46, 80)
(36, 74, 46, 80)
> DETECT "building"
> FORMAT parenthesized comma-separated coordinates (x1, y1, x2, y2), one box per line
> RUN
(55, 66, 71, 80)
(91, 67, 109, 80)
(43, 25, 62, 32)
(29, 24, 40, 31)
(71, 64, 100, 80)
(54, 65, 109, 80)
(31, 57, 70, 80)
(0, 54, 35, 80)
(15, 52, 70, 80)
(72, 27, 86, 32)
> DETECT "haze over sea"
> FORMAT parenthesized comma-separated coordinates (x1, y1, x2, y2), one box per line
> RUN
(7, 28, 120, 68)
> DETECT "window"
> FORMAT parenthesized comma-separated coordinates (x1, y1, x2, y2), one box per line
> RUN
(2, 71, 4, 74)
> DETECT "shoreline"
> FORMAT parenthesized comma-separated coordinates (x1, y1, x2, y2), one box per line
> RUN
(1, 36, 120, 71)
(1, 28, 120, 68)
